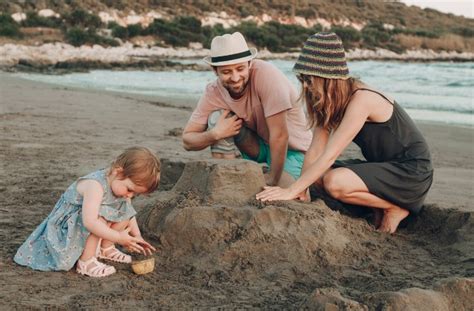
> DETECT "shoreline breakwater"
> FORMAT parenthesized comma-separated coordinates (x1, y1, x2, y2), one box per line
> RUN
(1, 42, 474, 73)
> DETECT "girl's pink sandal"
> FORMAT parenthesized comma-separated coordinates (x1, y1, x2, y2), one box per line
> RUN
(99, 245, 132, 264)
(76, 257, 116, 278)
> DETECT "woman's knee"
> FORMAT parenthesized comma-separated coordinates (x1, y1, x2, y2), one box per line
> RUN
(322, 170, 347, 199)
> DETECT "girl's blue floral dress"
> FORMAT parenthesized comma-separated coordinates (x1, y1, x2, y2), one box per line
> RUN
(14, 169, 136, 271)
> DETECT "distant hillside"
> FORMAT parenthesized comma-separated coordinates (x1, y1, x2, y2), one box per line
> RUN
(1, 0, 473, 53)
(2, 0, 473, 30)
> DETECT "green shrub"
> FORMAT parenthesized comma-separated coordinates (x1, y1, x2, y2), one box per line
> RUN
(66, 27, 118, 47)
(100, 36, 120, 47)
(127, 24, 143, 38)
(398, 17, 406, 26)
(111, 23, 144, 40)
(0, 14, 14, 24)
(57, 12, 469, 54)
(415, 29, 442, 38)
(413, 28, 442, 38)
(265, 22, 313, 51)
(238, 4, 259, 17)
(230, 21, 315, 52)
(194, 1, 211, 12)
(202, 24, 226, 48)
(111, 25, 128, 39)
(310, 24, 323, 34)
(384, 41, 405, 54)
(107, 21, 120, 29)
(66, 27, 88, 46)
(0, 14, 22, 38)
(393, 27, 442, 39)
(0, 23, 22, 38)
(361, 22, 391, 48)
(232, 21, 268, 49)
(296, 7, 317, 19)
(64, 9, 102, 29)
(21, 11, 62, 28)
(145, 16, 205, 47)
(175, 16, 201, 31)
(452, 26, 474, 38)
(331, 26, 361, 49)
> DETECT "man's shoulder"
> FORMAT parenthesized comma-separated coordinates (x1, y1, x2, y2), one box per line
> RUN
(204, 79, 219, 91)
(252, 59, 278, 72)
(202, 80, 221, 97)
(197, 80, 226, 109)
(251, 59, 294, 92)
(252, 59, 287, 80)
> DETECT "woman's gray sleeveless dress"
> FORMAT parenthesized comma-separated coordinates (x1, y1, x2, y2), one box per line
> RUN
(336, 88, 433, 213)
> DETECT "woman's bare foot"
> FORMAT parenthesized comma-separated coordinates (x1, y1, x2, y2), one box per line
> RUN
(378, 206, 410, 233)
(373, 208, 384, 229)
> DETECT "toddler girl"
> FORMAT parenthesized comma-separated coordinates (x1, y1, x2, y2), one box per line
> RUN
(14, 147, 160, 277)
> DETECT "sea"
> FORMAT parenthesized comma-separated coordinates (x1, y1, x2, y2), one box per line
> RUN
(13, 60, 474, 127)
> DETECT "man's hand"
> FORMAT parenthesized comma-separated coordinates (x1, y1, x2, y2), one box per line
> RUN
(211, 110, 243, 140)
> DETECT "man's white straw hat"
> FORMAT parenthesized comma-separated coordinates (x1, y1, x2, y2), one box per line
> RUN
(204, 32, 258, 66)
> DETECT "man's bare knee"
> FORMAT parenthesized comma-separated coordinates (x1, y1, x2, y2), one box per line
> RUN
(234, 127, 260, 158)
(212, 152, 237, 159)
(208, 110, 240, 157)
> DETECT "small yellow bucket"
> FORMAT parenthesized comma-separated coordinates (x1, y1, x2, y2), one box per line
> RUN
(131, 257, 155, 275)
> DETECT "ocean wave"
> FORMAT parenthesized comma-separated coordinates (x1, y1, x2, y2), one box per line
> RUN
(401, 103, 473, 114)
(12, 60, 474, 126)
(445, 81, 474, 87)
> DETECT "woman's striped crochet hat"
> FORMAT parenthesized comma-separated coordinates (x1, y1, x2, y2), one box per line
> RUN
(293, 32, 349, 80)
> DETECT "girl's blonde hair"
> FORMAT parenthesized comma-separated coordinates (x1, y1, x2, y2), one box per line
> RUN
(299, 74, 359, 132)
(110, 147, 161, 193)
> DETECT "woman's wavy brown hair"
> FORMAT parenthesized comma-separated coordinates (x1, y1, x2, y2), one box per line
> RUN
(298, 74, 359, 131)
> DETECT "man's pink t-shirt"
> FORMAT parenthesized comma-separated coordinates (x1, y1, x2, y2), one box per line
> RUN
(189, 59, 312, 152)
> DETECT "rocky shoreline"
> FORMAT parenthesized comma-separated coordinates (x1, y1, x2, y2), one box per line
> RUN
(1, 42, 473, 74)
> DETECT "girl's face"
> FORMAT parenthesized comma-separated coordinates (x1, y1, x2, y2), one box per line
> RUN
(109, 169, 148, 199)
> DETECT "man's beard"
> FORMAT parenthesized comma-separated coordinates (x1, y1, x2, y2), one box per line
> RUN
(225, 79, 249, 99)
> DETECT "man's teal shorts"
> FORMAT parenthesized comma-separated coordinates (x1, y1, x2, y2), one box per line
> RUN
(241, 138, 305, 180)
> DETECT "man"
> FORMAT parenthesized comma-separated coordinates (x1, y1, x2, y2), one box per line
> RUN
(182, 32, 312, 187)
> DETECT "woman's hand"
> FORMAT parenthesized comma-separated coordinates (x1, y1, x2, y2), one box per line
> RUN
(118, 228, 155, 255)
(256, 186, 297, 202)
(297, 188, 311, 202)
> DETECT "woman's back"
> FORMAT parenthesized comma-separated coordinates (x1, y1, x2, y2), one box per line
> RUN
(351, 88, 432, 171)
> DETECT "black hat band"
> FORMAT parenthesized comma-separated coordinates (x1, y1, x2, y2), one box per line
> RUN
(211, 50, 252, 63)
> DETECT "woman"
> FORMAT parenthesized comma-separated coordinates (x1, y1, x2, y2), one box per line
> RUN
(256, 32, 433, 233)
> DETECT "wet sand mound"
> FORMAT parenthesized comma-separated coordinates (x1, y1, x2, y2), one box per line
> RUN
(139, 160, 473, 309)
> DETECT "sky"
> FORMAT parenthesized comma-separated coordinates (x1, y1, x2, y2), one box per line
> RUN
(400, 0, 473, 19)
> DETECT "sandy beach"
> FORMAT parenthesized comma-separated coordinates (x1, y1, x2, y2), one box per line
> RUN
(0, 73, 472, 309)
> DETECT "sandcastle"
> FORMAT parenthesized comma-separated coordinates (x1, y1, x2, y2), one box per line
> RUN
(138, 159, 474, 310)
